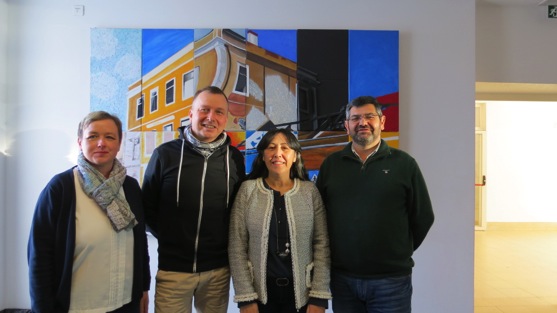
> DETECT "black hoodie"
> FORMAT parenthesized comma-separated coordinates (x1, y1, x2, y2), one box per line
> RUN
(142, 127, 245, 273)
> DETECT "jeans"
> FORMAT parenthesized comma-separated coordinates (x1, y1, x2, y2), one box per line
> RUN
(330, 271, 412, 313)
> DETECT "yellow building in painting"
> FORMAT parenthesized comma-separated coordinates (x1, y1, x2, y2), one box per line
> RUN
(127, 42, 195, 132)
(127, 28, 298, 133)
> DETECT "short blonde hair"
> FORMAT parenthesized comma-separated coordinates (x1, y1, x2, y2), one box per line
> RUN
(78, 111, 123, 142)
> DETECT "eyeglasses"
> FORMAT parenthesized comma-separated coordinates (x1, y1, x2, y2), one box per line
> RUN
(347, 113, 381, 123)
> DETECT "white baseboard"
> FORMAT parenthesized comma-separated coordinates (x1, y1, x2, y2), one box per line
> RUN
(486, 222, 557, 231)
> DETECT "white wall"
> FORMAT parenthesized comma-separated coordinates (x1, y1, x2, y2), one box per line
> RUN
(476, 4, 557, 84)
(1, 0, 8, 307)
(486, 101, 557, 222)
(2, 0, 476, 312)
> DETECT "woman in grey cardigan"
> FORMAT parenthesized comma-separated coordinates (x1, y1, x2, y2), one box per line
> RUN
(229, 129, 331, 313)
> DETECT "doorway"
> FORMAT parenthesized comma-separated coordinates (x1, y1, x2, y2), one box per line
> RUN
(475, 82, 557, 228)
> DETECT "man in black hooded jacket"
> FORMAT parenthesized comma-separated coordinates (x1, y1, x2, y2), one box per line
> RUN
(143, 86, 245, 313)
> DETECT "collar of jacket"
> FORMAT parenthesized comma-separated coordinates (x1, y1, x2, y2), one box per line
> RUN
(340, 139, 391, 161)
(177, 125, 231, 150)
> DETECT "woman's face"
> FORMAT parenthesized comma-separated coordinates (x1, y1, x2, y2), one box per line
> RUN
(78, 119, 121, 177)
(263, 133, 297, 178)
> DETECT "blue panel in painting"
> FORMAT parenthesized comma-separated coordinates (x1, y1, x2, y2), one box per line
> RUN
(308, 170, 319, 183)
(244, 130, 265, 174)
(248, 29, 297, 62)
(142, 29, 194, 75)
(349, 30, 399, 99)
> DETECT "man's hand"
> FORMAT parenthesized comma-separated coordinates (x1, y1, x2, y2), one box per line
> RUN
(307, 304, 325, 313)
(140, 291, 149, 313)
(240, 303, 259, 313)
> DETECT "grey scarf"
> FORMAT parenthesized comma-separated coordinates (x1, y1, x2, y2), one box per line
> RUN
(184, 125, 227, 157)
(76, 152, 137, 232)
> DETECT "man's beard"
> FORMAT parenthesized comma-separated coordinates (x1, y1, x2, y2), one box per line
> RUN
(351, 129, 376, 146)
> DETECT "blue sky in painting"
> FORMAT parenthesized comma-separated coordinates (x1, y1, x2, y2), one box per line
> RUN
(248, 29, 297, 62)
(349, 30, 399, 99)
(141, 28, 297, 77)
(142, 29, 194, 75)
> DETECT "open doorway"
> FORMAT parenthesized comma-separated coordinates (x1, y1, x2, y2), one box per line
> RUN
(474, 83, 557, 312)
(475, 82, 557, 228)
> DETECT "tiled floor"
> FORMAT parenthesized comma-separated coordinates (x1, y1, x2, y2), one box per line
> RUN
(475, 225, 557, 313)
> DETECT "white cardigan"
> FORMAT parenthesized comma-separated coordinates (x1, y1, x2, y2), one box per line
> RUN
(228, 178, 331, 309)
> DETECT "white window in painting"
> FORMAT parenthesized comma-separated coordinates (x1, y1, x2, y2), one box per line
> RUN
(233, 63, 248, 95)
(182, 68, 198, 100)
(150, 88, 158, 113)
(163, 123, 173, 132)
(166, 79, 175, 105)
(136, 94, 144, 119)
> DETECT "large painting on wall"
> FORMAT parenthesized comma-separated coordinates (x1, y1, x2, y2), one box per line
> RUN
(91, 28, 399, 182)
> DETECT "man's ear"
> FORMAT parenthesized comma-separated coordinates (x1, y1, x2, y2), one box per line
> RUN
(380, 114, 386, 131)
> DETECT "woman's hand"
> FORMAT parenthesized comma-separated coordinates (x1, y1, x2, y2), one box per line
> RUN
(306, 304, 325, 313)
(240, 303, 259, 313)
(140, 291, 149, 313)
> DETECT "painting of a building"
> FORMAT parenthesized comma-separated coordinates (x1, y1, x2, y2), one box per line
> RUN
(127, 29, 298, 133)
(91, 28, 399, 178)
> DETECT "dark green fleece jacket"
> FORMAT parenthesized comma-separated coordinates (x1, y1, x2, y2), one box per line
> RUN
(316, 140, 434, 278)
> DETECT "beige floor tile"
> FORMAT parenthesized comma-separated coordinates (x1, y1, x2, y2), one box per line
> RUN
(474, 227, 557, 313)
(496, 305, 556, 313)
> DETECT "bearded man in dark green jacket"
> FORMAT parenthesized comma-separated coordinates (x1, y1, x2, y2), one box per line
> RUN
(316, 95, 434, 313)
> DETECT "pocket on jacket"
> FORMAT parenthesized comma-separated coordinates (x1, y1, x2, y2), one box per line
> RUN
(305, 262, 314, 288)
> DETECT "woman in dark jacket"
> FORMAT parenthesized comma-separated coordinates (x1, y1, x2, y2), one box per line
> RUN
(28, 111, 150, 313)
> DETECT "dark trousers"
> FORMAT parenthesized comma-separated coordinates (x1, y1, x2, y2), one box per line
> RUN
(258, 277, 308, 313)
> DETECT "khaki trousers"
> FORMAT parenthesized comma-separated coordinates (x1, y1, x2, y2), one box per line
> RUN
(155, 267, 230, 313)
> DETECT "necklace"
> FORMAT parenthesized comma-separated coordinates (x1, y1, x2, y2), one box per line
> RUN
(273, 199, 290, 258)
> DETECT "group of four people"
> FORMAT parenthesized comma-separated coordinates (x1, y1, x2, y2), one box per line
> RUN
(28, 86, 434, 313)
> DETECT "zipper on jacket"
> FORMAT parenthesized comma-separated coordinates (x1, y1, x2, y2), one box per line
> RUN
(192, 157, 209, 273)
